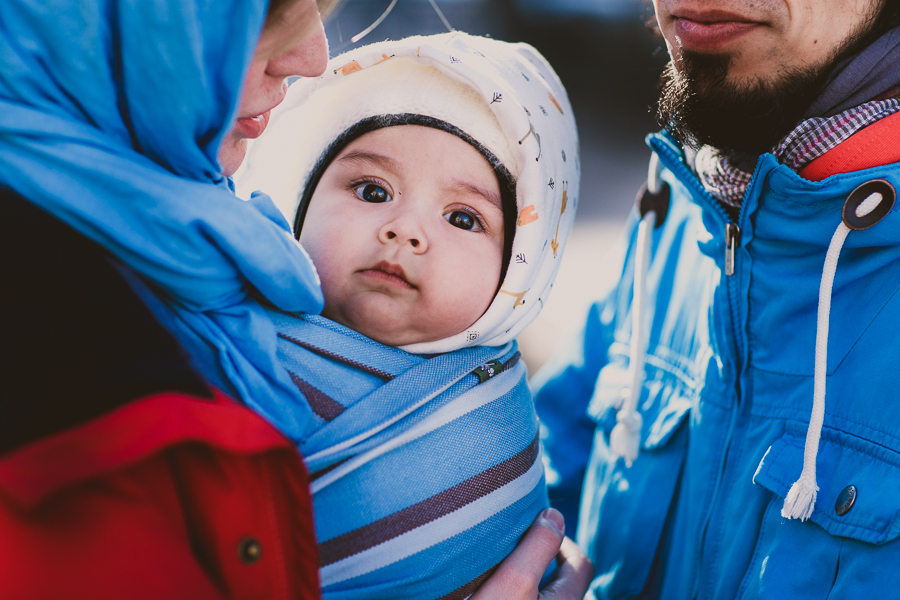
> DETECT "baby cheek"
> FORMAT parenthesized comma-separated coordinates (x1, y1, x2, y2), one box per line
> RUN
(300, 229, 341, 292)
(299, 231, 323, 270)
(441, 248, 499, 323)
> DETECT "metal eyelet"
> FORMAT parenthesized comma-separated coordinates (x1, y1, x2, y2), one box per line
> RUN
(636, 181, 671, 228)
(842, 179, 896, 230)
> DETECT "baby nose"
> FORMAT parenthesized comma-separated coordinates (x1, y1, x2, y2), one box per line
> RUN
(379, 217, 427, 252)
(384, 230, 419, 247)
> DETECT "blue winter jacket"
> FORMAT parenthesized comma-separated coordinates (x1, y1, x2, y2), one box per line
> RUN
(533, 130, 900, 599)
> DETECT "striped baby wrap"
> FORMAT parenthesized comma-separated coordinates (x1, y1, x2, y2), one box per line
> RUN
(267, 310, 548, 600)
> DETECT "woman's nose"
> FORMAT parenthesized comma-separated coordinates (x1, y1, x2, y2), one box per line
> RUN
(267, 20, 328, 79)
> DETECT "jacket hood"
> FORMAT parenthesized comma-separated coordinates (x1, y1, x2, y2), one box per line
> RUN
(237, 32, 580, 353)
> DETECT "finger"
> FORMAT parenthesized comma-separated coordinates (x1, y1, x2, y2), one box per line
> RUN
(539, 537, 594, 600)
(470, 508, 566, 600)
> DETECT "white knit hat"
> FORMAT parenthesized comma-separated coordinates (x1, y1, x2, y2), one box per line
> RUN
(237, 32, 579, 354)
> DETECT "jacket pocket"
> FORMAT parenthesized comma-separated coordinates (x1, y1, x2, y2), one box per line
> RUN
(739, 421, 900, 599)
(579, 360, 693, 600)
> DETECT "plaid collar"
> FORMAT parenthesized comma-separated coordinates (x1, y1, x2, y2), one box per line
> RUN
(694, 97, 900, 207)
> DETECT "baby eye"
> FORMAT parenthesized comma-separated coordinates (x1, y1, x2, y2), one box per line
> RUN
(445, 210, 482, 232)
(355, 183, 391, 203)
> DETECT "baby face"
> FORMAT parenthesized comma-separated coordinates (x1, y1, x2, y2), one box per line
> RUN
(300, 125, 505, 347)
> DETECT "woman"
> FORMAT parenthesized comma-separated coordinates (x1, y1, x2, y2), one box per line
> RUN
(0, 0, 587, 596)
(0, 1, 330, 597)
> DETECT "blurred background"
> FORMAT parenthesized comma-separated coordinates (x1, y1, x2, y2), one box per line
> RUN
(323, 0, 668, 373)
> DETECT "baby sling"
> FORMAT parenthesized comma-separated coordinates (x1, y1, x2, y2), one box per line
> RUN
(267, 310, 548, 600)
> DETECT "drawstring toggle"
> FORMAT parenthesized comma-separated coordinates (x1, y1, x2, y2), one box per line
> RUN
(610, 407, 643, 467)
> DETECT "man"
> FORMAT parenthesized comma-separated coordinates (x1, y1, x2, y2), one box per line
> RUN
(534, 0, 900, 597)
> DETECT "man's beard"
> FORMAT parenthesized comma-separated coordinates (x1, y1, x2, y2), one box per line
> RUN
(656, 53, 828, 156)
(656, 5, 886, 157)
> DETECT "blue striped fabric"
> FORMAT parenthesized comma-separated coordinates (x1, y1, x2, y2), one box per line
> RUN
(267, 310, 548, 600)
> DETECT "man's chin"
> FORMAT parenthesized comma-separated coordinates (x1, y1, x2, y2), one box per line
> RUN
(656, 52, 826, 156)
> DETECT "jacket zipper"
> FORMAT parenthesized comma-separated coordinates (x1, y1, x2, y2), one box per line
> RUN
(649, 134, 768, 599)
(647, 133, 760, 381)
(725, 223, 740, 276)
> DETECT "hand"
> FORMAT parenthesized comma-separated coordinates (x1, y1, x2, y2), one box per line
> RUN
(471, 509, 594, 600)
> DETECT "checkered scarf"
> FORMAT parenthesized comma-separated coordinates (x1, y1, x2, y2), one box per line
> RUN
(695, 97, 900, 207)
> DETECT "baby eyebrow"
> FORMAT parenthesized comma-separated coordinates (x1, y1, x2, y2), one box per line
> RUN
(452, 180, 503, 213)
(336, 150, 502, 212)
(335, 150, 403, 174)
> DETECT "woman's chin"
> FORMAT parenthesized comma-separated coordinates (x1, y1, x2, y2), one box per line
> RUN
(217, 137, 249, 177)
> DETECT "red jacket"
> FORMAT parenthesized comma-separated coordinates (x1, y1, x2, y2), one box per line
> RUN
(0, 391, 320, 600)
(1, 192, 320, 598)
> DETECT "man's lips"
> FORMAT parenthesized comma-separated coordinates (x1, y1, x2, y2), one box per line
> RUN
(673, 7, 757, 23)
(672, 9, 762, 52)
(360, 261, 416, 290)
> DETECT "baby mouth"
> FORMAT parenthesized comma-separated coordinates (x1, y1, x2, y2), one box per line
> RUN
(362, 261, 416, 289)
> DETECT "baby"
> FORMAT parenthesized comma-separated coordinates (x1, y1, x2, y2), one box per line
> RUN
(237, 32, 578, 600)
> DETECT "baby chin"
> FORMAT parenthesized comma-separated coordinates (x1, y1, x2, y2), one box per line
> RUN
(322, 292, 466, 348)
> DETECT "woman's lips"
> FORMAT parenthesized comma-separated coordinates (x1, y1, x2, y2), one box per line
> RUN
(234, 84, 286, 139)
(234, 110, 271, 139)
(674, 16, 760, 52)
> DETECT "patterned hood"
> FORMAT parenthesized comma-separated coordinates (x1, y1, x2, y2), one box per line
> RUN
(237, 32, 580, 353)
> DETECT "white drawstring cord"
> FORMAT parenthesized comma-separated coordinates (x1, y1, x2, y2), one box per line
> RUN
(647, 152, 662, 196)
(612, 154, 663, 467)
(782, 191, 884, 520)
(611, 152, 664, 467)
(611, 210, 655, 467)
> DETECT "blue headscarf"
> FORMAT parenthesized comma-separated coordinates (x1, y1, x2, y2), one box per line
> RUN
(0, 0, 325, 440)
